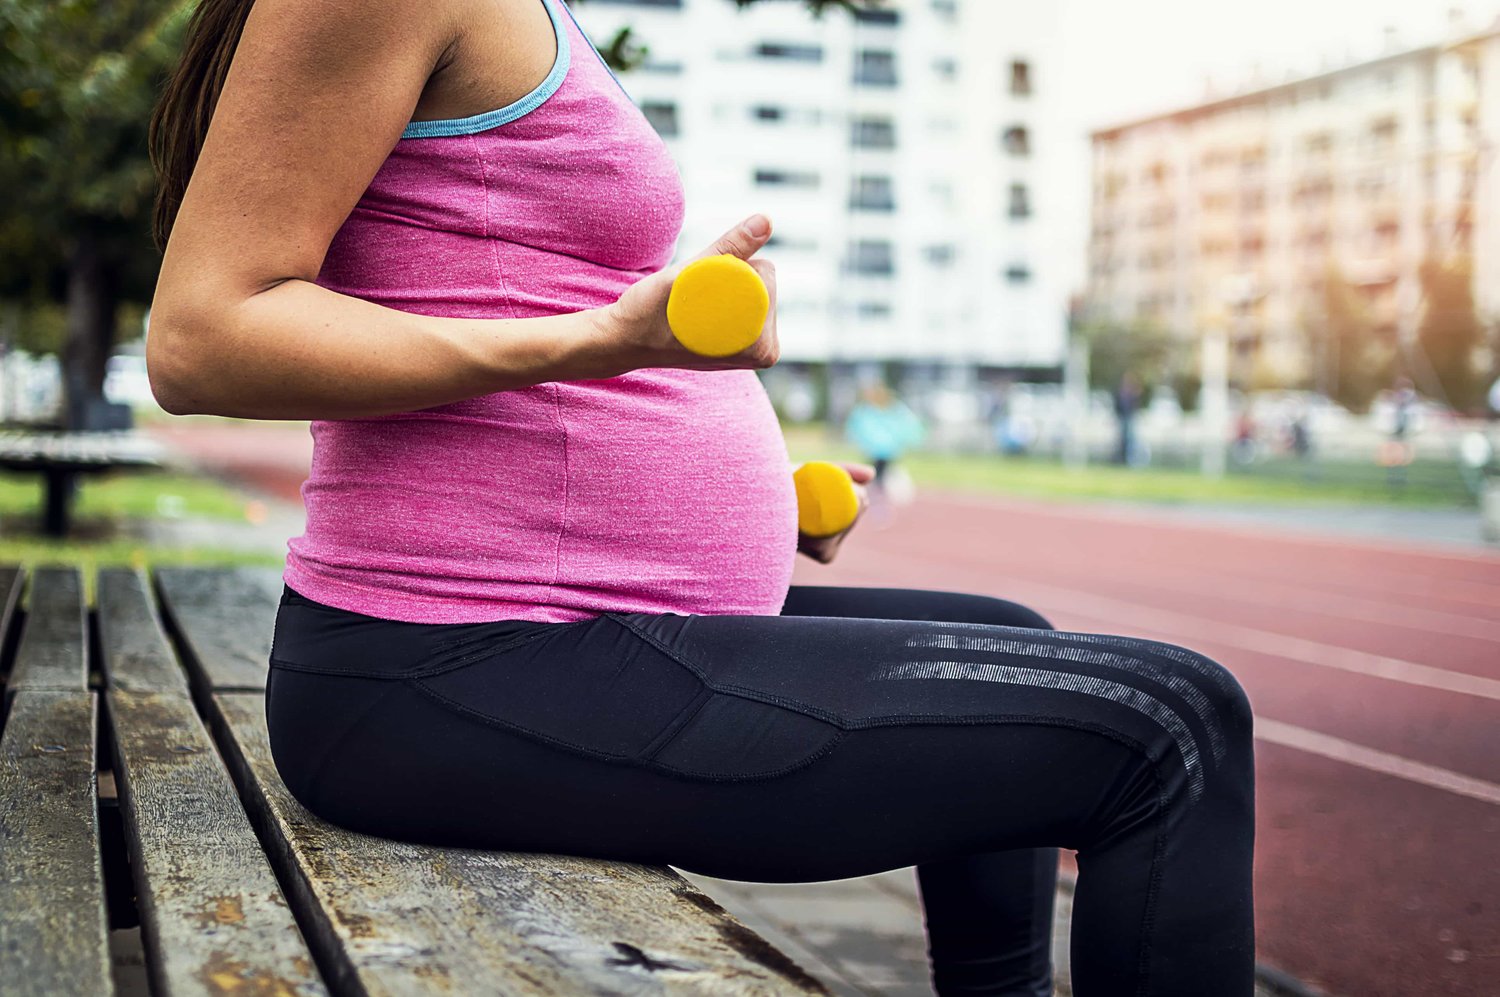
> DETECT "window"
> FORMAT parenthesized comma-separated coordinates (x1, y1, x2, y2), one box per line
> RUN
(931, 0, 958, 19)
(857, 300, 894, 318)
(1005, 263, 1032, 284)
(924, 244, 957, 267)
(933, 57, 957, 82)
(753, 106, 784, 121)
(1002, 125, 1030, 156)
(754, 168, 820, 188)
(640, 102, 679, 137)
(852, 116, 897, 149)
(846, 240, 895, 276)
(590, 0, 683, 6)
(1008, 183, 1032, 219)
(850, 175, 896, 211)
(854, 49, 898, 87)
(852, 8, 900, 25)
(756, 42, 823, 62)
(766, 234, 818, 251)
(1009, 60, 1032, 96)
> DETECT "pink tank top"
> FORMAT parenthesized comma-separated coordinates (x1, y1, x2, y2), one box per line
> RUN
(283, 0, 798, 623)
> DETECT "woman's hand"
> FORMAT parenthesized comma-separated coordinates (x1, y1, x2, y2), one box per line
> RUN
(592, 215, 780, 374)
(796, 462, 875, 564)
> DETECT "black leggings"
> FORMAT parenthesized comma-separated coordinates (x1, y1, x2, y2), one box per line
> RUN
(267, 584, 1255, 996)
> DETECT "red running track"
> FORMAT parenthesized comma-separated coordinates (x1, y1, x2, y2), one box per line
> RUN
(791, 492, 1499, 997)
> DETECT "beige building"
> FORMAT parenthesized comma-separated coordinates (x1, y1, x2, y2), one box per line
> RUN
(1085, 19, 1495, 390)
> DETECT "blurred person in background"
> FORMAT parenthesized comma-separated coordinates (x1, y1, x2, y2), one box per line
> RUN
(1381, 376, 1418, 486)
(1112, 371, 1142, 466)
(845, 381, 924, 502)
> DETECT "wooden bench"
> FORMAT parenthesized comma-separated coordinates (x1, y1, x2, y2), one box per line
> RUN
(0, 430, 166, 537)
(0, 564, 829, 996)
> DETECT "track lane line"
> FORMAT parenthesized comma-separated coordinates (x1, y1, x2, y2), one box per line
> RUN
(939, 570, 1500, 702)
(842, 548, 1500, 699)
(1255, 718, 1500, 807)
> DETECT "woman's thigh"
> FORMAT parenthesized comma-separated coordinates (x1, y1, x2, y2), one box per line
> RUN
(267, 586, 1247, 882)
(781, 584, 1053, 630)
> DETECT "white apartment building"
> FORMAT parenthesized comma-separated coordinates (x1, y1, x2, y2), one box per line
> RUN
(571, 0, 1068, 375)
(1085, 18, 1494, 389)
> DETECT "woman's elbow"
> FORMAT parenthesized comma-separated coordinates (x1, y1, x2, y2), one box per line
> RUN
(145, 308, 211, 416)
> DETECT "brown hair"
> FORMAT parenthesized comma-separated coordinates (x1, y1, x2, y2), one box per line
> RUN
(148, 0, 258, 253)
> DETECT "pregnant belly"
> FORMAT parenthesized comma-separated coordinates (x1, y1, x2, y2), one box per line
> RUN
(295, 369, 798, 618)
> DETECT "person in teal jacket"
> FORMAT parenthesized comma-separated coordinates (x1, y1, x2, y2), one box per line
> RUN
(845, 382, 925, 497)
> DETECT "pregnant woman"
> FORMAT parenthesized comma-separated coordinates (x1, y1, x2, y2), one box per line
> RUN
(146, 0, 1255, 992)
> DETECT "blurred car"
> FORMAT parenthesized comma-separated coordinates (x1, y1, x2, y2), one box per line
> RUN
(104, 353, 159, 409)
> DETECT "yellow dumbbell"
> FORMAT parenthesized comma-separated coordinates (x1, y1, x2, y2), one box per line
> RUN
(666, 255, 770, 357)
(793, 461, 861, 538)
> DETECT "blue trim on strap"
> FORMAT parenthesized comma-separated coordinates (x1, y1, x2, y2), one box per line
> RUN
(400, 0, 570, 139)
(554, 0, 633, 101)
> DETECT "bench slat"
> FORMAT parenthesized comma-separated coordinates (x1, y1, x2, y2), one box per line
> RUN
(0, 690, 113, 997)
(7, 566, 87, 696)
(107, 689, 328, 997)
(154, 566, 282, 691)
(100, 567, 327, 997)
(98, 567, 190, 694)
(0, 565, 23, 689)
(210, 690, 828, 996)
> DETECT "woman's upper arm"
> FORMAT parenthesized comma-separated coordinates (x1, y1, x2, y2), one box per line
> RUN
(156, 0, 460, 311)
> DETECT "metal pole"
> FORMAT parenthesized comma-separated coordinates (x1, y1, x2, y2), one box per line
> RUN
(1201, 321, 1229, 478)
(1063, 333, 1089, 469)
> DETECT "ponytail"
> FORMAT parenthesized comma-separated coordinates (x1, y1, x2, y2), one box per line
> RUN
(148, 0, 259, 252)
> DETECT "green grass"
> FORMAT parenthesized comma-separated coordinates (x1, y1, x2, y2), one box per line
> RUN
(0, 468, 254, 521)
(782, 425, 1473, 508)
(0, 465, 283, 605)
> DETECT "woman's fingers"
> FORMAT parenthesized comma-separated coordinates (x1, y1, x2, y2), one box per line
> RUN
(839, 462, 877, 485)
(689, 214, 773, 263)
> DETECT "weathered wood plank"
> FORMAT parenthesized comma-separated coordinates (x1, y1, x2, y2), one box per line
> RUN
(106, 688, 328, 997)
(98, 567, 190, 694)
(0, 564, 24, 688)
(210, 691, 829, 996)
(100, 572, 326, 997)
(154, 567, 282, 692)
(6, 566, 86, 696)
(0, 690, 112, 997)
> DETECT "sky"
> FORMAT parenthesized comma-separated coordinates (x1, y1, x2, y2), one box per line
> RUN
(1054, 0, 1496, 130)
(1044, 0, 1500, 291)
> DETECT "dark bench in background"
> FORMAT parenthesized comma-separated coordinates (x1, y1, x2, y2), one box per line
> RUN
(0, 564, 827, 995)
(0, 429, 165, 537)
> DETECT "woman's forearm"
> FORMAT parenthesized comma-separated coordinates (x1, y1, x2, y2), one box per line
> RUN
(147, 277, 623, 420)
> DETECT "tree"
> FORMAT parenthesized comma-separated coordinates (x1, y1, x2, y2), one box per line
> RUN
(1076, 320, 1172, 400)
(1, 0, 885, 428)
(1, 0, 192, 427)
(1415, 254, 1487, 415)
(1314, 265, 1392, 412)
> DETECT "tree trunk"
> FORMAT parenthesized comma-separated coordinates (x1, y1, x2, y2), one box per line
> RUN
(62, 226, 117, 430)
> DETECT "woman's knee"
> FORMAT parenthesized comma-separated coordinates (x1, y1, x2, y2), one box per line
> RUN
(1155, 643, 1255, 772)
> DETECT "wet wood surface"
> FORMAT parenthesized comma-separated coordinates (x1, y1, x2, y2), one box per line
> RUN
(6, 565, 87, 696)
(100, 566, 325, 997)
(153, 567, 281, 692)
(0, 689, 112, 997)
